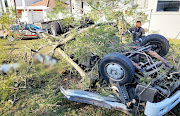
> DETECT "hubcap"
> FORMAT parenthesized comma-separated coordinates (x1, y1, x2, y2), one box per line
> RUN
(106, 63, 124, 80)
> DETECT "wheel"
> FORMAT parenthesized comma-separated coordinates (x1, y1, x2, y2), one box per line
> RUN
(140, 34, 169, 57)
(98, 53, 135, 85)
(51, 22, 61, 36)
(57, 20, 64, 34)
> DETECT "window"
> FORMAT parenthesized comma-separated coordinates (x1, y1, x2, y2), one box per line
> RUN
(157, 0, 180, 11)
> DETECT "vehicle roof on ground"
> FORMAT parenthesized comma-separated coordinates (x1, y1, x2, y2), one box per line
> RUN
(11, 24, 41, 30)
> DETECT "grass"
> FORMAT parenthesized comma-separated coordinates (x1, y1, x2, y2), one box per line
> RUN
(0, 38, 180, 116)
(0, 38, 128, 116)
(169, 39, 180, 45)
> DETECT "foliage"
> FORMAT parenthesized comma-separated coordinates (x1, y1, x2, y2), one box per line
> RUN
(47, 0, 69, 20)
(48, 0, 147, 88)
(48, 0, 148, 32)
(0, 9, 17, 31)
(1, 0, 179, 116)
(87, 0, 148, 24)
(64, 24, 131, 64)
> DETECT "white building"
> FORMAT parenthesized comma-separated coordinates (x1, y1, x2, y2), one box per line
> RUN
(0, 0, 56, 24)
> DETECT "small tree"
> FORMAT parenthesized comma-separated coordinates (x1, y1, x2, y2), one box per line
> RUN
(45, 0, 148, 87)
(0, 9, 17, 32)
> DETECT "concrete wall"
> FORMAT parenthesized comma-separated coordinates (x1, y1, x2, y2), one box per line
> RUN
(141, 0, 180, 39)
(0, 1, 3, 16)
(31, 11, 44, 23)
(20, 10, 29, 23)
(16, 0, 23, 6)
(149, 12, 180, 39)
(71, 0, 95, 17)
(20, 7, 47, 24)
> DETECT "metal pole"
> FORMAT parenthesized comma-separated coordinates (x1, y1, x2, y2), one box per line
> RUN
(13, 0, 18, 23)
(80, 0, 83, 14)
(148, 9, 153, 34)
(69, 0, 72, 15)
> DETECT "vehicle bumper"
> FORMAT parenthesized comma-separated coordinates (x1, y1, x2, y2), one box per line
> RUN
(144, 90, 180, 116)
(60, 86, 132, 114)
(60, 86, 180, 116)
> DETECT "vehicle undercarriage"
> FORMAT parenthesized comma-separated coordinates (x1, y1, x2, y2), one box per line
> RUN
(59, 34, 180, 116)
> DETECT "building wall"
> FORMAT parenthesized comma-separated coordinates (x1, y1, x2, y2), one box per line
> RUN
(15, 0, 23, 6)
(149, 12, 180, 39)
(30, 11, 44, 23)
(20, 8, 47, 24)
(135, 0, 180, 39)
(0, 1, 3, 16)
(150, 0, 179, 39)
(71, 0, 95, 17)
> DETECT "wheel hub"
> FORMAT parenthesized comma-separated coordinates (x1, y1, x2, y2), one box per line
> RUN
(106, 63, 124, 80)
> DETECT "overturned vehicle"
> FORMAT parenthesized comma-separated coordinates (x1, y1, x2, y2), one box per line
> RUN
(60, 34, 180, 116)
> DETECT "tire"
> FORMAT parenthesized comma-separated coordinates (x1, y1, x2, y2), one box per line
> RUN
(140, 34, 169, 57)
(51, 22, 61, 36)
(98, 53, 135, 85)
(57, 20, 64, 34)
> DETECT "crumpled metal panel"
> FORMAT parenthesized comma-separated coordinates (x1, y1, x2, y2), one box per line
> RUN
(144, 91, 180, 116)
(60, 86, 130, 112)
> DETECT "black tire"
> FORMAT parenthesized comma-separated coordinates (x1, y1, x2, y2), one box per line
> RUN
(57, 20, 64, 34)
(51, 22, 61, 36)
(98, 53, 135, 85)
(140, 34, 169, 57)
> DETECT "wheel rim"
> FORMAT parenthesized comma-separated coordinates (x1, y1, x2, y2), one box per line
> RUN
(105, 63, 125, 81)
